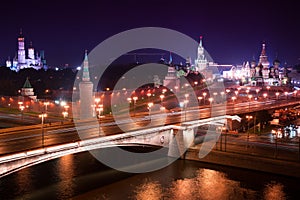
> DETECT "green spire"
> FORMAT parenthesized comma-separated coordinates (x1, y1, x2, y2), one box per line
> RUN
(23, 77, 32, 88)
(82, 50, 90, 82)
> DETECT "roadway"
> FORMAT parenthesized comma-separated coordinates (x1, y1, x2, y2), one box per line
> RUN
(0, 98, 299, 156)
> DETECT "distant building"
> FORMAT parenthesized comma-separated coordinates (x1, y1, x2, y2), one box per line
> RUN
(222, 42, 289, 87)
(163, 53, 180, 89)
(21, 77, 37, 100)
(6, 29, 47, 72)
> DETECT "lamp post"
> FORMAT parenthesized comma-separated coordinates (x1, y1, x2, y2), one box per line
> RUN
(62, 111, 68, 121)
(183, 99, 189, 121)
(147, 93, 151, 101)
(263, 93, 268, 99)
(248, 94, 252, 112)
(194, 81, 198, 87)
(197, 96, 203, 105)
(96, 104, 103, 118)
(231, 96, 236, 111)
(147, 102, 153, 115)
(234, 91, 239, 99)
(284, 91, 288, 100)
(159, 94, 165, 104)
(271, 128, 279, 158)
(44, 101, 50, 113)
(275, 92, 280, 100)
(132, 96, 138, 116)
(19, 105, 25, 120)
(208, 97, 213, 117)
(255, 89, 260, 99)
(266, 86, 270, 95)
(246, 115, 253, 148)
(203, 92, 207, 104)
(39, 113, 47, 148)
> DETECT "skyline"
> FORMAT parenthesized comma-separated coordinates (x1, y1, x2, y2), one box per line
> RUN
(0, 0, 300, 67)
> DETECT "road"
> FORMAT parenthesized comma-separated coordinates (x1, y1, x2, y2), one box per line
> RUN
(0, 98, 299, 157)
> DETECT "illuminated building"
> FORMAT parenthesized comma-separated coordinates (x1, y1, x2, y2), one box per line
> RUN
(222, 42, 289, 86)
(6, 29, 47, 72)
(79, 51, 94, 119)
(21, 77, 36, 100)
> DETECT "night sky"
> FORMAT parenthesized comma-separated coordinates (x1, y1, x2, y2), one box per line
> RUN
(0, 0, 299, 67)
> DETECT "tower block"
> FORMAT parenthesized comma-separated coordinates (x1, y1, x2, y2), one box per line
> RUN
(79, 51, 94, 119)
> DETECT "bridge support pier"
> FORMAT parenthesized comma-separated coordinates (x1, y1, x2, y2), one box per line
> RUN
(168, 128, 195, 159)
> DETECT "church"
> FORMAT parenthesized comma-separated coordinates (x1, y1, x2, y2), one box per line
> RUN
(6, 30, 47, 72)
(223, 42, 289, 87)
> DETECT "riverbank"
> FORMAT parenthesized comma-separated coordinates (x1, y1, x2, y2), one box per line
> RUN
(185, 146, 300, 178)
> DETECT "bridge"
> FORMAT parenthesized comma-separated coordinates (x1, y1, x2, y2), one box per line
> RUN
(0, 115, 241, 177)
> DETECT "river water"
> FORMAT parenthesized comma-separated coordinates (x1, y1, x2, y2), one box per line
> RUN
(0, 147, 299, 200)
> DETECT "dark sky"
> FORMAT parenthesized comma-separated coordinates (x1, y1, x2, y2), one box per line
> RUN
(0, 0, 299, 67)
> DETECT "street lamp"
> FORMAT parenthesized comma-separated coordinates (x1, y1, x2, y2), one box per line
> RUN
(263, 93, 268, 99)
(19, 105, 25, 120)
(231, 96, 236, 103)
(96, 104, 104, 118)
(62, 111, 68, 121)
(184, 93, 189, 103)
(246, 115, 253, 148)
(39, 113, 47, 148)
(147, 102, 153, 115)
(203, 92, 207, 104)
(95, 98, 100, 105)
(147, 93, 151, 101)
(248, 94, 252, 111)
(183, 99, 189, 121)
(266, 86, 270, 94)
(160, 94, 165, 104)
(208, 97, 213, 116)
(234, 90, 239, 97)
(284, 91, 288, 100)
(197, 96, 203, 104)
(255, 89, 260, 99)
(132, 96, 138, 116)
(44, 102, 50, 113)
(275, 92, 280, 100)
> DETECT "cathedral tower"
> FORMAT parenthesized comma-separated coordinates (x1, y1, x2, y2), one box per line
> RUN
(79, 51, 94, 119)
(17, 29, 26, 65)
(259, 42, 270, 68)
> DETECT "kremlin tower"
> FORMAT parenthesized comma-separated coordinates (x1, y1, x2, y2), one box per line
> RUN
(195, 36, 208, 71)
(79, 51, 94, 119)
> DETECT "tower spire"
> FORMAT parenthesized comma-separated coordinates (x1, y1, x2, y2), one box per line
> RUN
(199, 35, 203, 47)
(82, 50, 90, 82)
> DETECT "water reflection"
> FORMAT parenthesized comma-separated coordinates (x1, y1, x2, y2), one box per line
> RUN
(134, 180, 163, 200)
(134, 168, 257, 200)
(264, 182, 286, 200)
(15, 167, 34, 198)
(56, 154, 75, 199)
